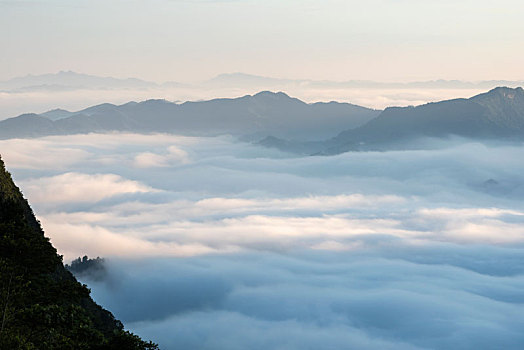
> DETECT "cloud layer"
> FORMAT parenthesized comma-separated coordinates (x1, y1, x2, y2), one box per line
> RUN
(1, 133, 524, 348)
(85, 248, 524, 350)
(2, 133, 523, 259)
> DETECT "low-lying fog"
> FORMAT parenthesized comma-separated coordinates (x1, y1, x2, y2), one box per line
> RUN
(2, 133, 524, 349)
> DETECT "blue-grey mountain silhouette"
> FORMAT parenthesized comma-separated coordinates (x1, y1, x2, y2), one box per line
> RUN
(0, 91, 379, 141)
(317, 87, 524, 154)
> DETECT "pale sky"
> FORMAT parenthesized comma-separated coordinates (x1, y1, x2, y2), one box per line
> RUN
(1, 0, 524, 82)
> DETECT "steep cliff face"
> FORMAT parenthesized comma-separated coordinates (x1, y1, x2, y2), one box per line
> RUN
(0, 157, 157, 349)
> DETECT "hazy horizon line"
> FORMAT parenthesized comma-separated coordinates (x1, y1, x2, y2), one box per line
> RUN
(3, 70, 524, 86)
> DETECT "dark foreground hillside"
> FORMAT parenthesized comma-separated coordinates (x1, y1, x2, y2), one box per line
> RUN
(0, 157, 158, 349)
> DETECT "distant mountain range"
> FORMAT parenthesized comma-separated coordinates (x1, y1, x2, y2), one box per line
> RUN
(2, 86, 524, 155)
(0, 71, 186, 92)
(208, 73, 524, 90)
(260, 87, 524, 155)
(3, 71, 524, 93)
(0, 91, 379, 141)
(319, 86, 524, 154)
(3, 70, 524, 121)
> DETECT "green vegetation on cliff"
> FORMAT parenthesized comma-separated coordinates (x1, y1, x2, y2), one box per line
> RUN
(0, 157, 158, 349)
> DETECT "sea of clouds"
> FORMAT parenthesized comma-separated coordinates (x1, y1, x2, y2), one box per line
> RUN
(2, 133, 524, 349)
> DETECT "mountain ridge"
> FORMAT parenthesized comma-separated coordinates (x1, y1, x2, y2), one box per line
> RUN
(0, 91, 380, 141)
(318, 86, 524, 154)
(4, 71, 524, 93)
(3, 87, 524, 155)
(0, 71, 160, 91)
(0, 156, 158, 348)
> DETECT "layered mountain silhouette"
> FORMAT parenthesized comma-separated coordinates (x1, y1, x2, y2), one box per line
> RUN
(5, 71, 523, 93)
(2, 87, 524, 155)
(318, 87, 524, 154)
(259, 87, 524, 154)
(0, 71, 160, 92)
(0, 91, 379, 141)
(207, 73, 524, 90)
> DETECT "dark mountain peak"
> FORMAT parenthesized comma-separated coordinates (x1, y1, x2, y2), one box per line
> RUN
(140, 98, 173, 105)
(382, 105, 416, 112)
(472, 86, 524, 102)
(88, 102, 118, 108)
(44, 108, 69, 113)
(79, 102, 119, 115)
(469, 86, 524, 128)
(324, 86, 524, 155)
(250, 91, 306, 107)
(488, 86, 523, 96)
(377, 86, 524, 118)
(253, 91, 291, 99)
(40, 108, 73, 121)
(312, 100, 363, 107)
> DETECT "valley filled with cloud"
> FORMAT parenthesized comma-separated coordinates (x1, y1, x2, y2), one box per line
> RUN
(2, 133, 524, 349)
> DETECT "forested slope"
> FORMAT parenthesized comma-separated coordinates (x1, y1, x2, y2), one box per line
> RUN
(0, 157, 158, 349)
